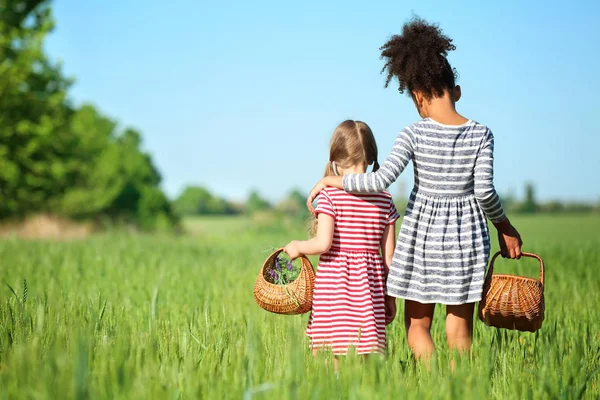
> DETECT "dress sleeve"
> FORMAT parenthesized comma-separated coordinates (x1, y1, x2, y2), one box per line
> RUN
(314, 190, 335, 219)
(387, 198, 400, 225)
(342, 126, 415, 193)
(474, 130, 506, 223)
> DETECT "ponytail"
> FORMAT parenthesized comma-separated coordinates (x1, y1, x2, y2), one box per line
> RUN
(373, 160, 380, 172)
(323, 161, 336, 177)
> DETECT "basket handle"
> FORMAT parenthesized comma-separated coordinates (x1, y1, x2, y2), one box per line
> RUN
(262, 248, 311, 272)
(270, 247, 310, 262)
(486, 252, 545, 287)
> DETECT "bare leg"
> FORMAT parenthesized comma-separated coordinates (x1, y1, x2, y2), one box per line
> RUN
(445, 303, 475, 354)
(404, 300, 436, 361)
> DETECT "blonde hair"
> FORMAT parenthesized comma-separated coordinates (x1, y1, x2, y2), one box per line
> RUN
(310, 120, 380, 235)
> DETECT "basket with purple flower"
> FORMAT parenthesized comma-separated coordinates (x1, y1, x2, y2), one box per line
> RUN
(253, 248, 315, 315)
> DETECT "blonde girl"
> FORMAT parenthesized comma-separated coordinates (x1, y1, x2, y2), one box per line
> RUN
(284, 120, 399, 370)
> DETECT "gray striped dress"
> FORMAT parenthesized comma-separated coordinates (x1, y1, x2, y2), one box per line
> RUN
(343, 118, 506, 305)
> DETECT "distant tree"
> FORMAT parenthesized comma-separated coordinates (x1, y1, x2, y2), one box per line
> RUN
(173, 186, 236, 216)
(246, 190, 271, 214)
(173, 187, 211, 216)
(520, 183, 538, 213)
(136, 186, 177, 231)
(277, 188, 309, 218)
(561, 202, 595, 213)
(540, 201, 565, 213)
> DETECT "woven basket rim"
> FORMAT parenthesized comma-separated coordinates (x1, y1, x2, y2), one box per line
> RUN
(488, 273, 543, 285)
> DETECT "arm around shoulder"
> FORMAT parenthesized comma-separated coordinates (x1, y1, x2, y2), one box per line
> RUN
(306, 176, 343, 213)
(344, 128, 415, 194)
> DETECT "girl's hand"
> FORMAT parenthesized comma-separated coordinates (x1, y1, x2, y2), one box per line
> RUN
(385, 295, 396, 325)
(283, 241, 301, 260)
(494, 219, 523, 259)
(306, 179, 327, 214)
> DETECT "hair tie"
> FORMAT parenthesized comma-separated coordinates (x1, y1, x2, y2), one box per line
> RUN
(373, 161, 380, 172)
(331, 161, 339, 176)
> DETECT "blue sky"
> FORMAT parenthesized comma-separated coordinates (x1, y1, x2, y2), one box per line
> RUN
(45, 0, 600, 203)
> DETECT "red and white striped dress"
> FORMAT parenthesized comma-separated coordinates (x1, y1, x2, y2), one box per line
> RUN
(306, 187, 400, 355)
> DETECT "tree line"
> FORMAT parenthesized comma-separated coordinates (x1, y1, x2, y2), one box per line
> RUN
(499, 183, 600, 214)
(0, 0, 177, 230)
(174, 182, 599, 217)
(173, 186, 310, 219)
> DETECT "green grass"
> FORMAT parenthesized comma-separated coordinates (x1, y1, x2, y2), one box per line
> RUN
(1, 214, 599, 399)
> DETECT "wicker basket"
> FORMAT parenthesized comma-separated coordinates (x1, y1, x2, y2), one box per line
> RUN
(478, 252, 545, 332)
(253, 248, 316, 315)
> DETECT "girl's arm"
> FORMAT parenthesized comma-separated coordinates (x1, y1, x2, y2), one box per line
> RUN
(381, 221, 397, 325)
(306, 128, 415, 212)
(473, 131, 506, 223)
(474, 131, 523, 258)
(283, 212, 334, 260)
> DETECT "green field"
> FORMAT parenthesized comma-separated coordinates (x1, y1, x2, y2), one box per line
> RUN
(1, 214, 599, 399)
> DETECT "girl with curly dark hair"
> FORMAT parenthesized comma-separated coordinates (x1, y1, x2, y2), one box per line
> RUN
(305, 17, 523, 361)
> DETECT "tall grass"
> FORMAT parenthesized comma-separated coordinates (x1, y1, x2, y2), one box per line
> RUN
(0, 215, 599, 399)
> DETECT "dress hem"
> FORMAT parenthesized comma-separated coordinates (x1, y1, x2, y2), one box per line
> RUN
(385, 292, 482, 305)
(306, 336, 387, 355)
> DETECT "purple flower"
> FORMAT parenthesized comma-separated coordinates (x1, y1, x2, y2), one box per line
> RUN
(287, 261, 293, 271)
(275, 259, 282, 272)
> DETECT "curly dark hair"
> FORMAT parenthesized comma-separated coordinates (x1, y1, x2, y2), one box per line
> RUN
(380, 17, 457, 100)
